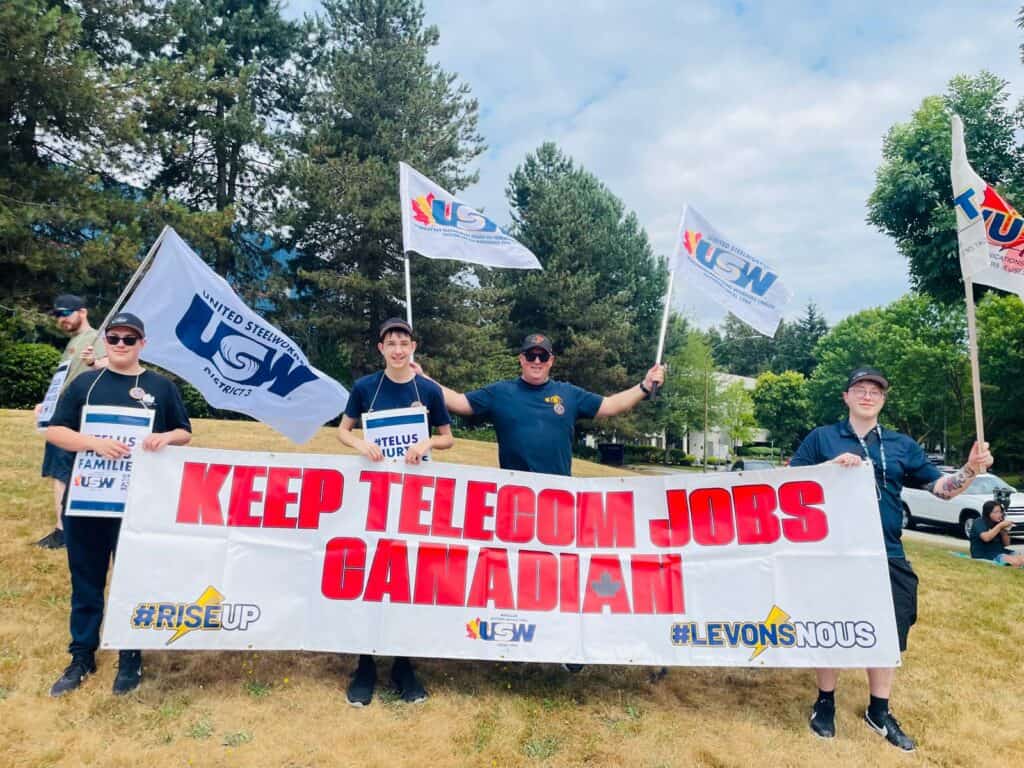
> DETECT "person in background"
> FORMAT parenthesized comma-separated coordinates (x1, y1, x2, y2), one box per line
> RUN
(970, 500, 1023, 567)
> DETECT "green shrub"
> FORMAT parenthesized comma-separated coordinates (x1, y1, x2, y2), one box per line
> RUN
(0, 343, 62, 408)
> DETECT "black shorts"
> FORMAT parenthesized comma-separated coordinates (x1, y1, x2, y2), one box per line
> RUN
(41, 442, 74, 484)
(888, 557, 918, 652)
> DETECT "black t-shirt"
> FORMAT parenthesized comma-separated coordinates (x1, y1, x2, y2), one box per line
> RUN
(50, 368, 192, 436)
(969, 516, 1010, 560)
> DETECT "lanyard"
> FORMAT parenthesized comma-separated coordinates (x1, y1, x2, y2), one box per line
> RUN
(367, 371, 423, 413)
(855, 425, 887, 500)
(84, 369, 151, 411)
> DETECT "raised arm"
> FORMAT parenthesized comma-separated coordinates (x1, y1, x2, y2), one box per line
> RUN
(410, 362, 473, 416)
(929, 441, 992, 500)
(595, 364, 664, 419)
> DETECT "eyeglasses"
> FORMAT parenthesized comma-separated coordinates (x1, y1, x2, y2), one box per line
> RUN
(105, 333, 140, 347)
(52, 309, 76, 318)
(523, 350, 551, 363)
(849, 386, 885, 400)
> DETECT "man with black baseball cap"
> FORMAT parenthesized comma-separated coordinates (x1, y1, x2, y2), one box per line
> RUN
(45, 310, 192, 696)
(790, 365, 992, 752)
(417, 332, 663, 477)
(336, 317, 453, 706)
(34, 294, 107, 549)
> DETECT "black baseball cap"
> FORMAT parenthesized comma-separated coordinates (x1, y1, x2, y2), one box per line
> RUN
(107, 312, 146, 337)
(52, 294, 85, 315)
(846, 366, 889, 391)
(378, 317, 413, 340)
(519, 333, 554, 354)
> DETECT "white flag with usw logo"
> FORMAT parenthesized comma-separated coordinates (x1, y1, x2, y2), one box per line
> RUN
(400, 162, 541, 270)
(670, 205, 790, 337)
(121, 229, 348, 443)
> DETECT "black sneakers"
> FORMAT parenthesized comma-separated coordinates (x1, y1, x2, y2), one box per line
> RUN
(50, 656, 96, 697)
(390, 658, 428, 704)
(112, 650, 143, 695)
(809, 698, 836, 738)
(36, 528, 65, 549)
(864, 708, 916, 752)
(346, 655, 377, 707)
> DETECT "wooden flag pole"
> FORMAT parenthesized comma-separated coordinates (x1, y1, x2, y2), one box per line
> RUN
(963, 275, 985, 444)
(97, 226, 170, 335)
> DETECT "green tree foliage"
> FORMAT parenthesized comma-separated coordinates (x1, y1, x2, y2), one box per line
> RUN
(704, 313, 774, 376)
(277, 0, 489, 385)
(0, 342, 60, 408)
(770, 302, 828, 376)
(661, 329, 718, 448)
(867, 72, 1024, 304)
(751, 370, 811, 453)
(807, 293, 969, 454)
(718, 380, 757, 451)
(497, 143, 667, 391)
(976, 293, 1024, 469)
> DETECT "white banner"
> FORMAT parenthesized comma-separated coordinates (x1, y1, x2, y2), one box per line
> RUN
(65, 405, 154, 518)
(37, 360, 71, 431)
(121, 229, 348, 443)
(362, 406, 431, 462)
(103, 448, 900, 668)
(950, 115, 1024, 297)
(671, 205, 790, 337)
(400, 162, 541, 270)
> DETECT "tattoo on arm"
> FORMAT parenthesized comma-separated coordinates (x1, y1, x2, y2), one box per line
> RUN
(931, 465, 977, 499)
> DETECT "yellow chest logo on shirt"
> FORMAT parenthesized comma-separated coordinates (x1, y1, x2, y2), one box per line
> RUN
(544, 395, 565, 415)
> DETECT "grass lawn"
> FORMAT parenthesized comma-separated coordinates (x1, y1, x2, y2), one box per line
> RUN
(1, 409, 1021, 767)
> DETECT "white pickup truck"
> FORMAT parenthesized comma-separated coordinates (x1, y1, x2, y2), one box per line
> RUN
(900, 473, 1024, 539)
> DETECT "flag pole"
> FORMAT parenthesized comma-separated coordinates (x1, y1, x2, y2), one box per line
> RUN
(404, 253, 413, 327)
(962, 275, 985, 444)
(97, 225, 170, 334)
(650, 269, 675, 400)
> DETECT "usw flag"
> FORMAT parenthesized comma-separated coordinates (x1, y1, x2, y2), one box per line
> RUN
(121, 229, 348, 443)
(400, 162, 541, 270)
(950, 115, 1024, 298)
(671, 205, 790, 336)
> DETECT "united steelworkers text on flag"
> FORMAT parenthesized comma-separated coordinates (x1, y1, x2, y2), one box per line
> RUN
(103, 448, 900, 668)
(121, 229, 348, 443)
(950, 115, 1024, 298)
(671, 205, 790, 336)
(399, 162, 542, 270)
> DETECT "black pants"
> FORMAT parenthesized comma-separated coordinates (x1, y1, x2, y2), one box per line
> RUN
(888, 557, 918, 652)
(63, 513, 122, 658)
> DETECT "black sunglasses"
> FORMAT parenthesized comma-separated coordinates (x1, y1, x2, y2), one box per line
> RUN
(52, 309, 76, 318)
(105, 333, 140, 346)
(523, 350, 551, 363)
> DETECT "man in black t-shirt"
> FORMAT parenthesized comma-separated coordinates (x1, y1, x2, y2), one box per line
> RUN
(45, 312, 192, 697)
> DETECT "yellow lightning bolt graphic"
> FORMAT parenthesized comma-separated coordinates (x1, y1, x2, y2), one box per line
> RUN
(166, 586, 224, 646)
(749, 604, 791, 662)
(465, 618, 480, 639)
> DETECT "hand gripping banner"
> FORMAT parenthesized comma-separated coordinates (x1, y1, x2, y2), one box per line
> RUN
(103, 448, 899, 668)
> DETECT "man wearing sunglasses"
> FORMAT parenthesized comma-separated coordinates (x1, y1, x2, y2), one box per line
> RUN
(790, 366, 992, 752)
(35, 295, 107, 550)
(45, 312, 192, 697)
(417, 332, 663, 478)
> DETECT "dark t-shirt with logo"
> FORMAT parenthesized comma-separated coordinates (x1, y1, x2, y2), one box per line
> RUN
(969, 517, 1011, 560)
(50, 369, 192, 437)
(344, 372, 450, 428)
(466, 378, 603, 476)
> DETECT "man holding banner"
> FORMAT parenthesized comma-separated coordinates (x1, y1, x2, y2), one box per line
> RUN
(45, 312, 192, 697)
(791, 366, 992, 752)
(35, 294, 107, 550)
(337, 317, 453, 706)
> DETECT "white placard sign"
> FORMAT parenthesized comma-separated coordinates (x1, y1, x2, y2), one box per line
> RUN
(362, 406, 431, 462)
(65, 405, 155, 518)
(102, 447, 901, 668)
(37, 360, 71, 431)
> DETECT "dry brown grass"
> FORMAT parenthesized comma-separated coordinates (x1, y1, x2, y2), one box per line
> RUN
(1, 409, 1022, 768)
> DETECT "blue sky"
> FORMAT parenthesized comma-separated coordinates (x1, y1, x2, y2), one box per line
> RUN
(284, 1, 1023, 329)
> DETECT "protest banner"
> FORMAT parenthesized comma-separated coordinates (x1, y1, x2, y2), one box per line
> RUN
(119, 229, 348, 443)
(36, 360, 71, 431)
(362, 406, 431, 462)
(65, 406, 155, 518)
(102, 448, 899, 668)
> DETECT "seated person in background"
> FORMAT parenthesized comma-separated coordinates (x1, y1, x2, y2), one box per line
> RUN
(970, 501, 1023, 568)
